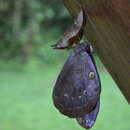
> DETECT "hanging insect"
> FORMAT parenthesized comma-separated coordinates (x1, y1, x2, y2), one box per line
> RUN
(51, 8, 86, 49)
(52, 42, 101, 118)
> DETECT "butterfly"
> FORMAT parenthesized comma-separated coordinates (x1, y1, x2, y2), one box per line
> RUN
(52, 42, 101, 129)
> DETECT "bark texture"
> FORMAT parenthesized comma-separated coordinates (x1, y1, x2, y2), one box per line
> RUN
(62, 0, 130, 103)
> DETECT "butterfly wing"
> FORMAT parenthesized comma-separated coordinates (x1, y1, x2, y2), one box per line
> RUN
(53, 42, 101, 118)
(76, 100, 100, 129)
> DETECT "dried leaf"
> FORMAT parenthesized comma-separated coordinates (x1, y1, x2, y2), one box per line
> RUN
(51, 9, 86, 49)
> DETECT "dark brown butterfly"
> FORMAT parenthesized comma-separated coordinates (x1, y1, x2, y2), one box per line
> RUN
(51, 9, 86, 49)
(52, 42, 101, 118)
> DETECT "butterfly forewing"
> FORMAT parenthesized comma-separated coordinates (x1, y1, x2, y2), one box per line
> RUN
(53, 42, 101, 118)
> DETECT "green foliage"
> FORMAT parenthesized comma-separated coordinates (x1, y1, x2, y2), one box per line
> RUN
(0, 0, 71, 63)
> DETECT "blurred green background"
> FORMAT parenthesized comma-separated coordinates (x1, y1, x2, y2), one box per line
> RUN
(0, 0, 130, 130)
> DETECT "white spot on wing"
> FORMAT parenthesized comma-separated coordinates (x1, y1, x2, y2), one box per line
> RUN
(64, 93, 69, 98)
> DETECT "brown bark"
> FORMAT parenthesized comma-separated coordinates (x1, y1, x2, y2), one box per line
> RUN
(62, 0, 130, 103)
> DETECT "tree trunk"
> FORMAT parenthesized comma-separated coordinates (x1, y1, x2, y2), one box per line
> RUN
(62, 0, 130, 103)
